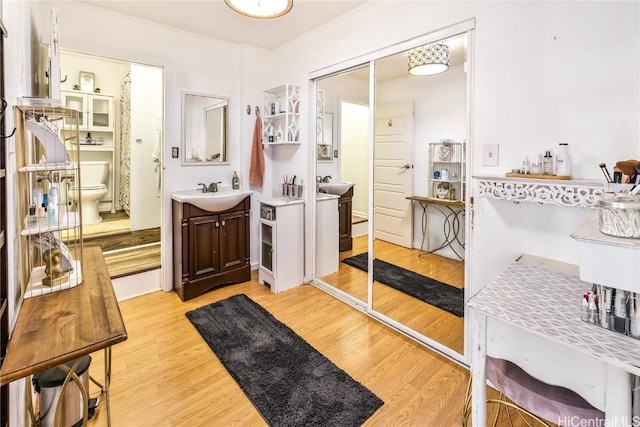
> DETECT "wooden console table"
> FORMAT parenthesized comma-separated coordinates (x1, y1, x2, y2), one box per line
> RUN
(406, 196, 465, 260)
(0, 245, 127, 426)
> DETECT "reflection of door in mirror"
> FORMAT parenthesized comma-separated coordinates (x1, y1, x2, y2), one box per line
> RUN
(204, 104, 227, 162)
(317, 112, 333, 161)
(182, 92, 228, 165)
(371, 34, 467, 356)
(315, 66, 370, 303)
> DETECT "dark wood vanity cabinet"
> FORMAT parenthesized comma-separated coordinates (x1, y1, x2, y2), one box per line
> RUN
(173, 196, 251, 301)
(338, 187, 353, 251)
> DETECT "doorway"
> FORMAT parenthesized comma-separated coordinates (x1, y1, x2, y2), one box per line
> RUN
(59, 51, 163, 279)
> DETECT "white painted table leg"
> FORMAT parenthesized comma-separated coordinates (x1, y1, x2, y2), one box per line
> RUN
(471, 311, 487, 426)
(605, 365, 633, 427)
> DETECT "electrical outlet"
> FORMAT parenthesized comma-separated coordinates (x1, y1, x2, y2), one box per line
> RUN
(482, 143, 499, 167)
(171, 147, 179, 158)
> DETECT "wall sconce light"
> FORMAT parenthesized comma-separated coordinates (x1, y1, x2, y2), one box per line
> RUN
(225, 0, 293, 18)
(408, 43, 449, 76)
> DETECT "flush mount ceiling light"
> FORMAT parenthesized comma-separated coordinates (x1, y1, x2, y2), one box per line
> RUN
(408, 43, 449, 76)
(225, 0, 293, 18)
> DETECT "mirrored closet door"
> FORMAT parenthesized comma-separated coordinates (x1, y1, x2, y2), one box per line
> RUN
(315, 65, 370, 304)
(313, 26, 472, 360)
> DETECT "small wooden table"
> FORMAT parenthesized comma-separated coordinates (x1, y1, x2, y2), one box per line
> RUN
(0, 245, 127, 426)
(406, 196, 465, 260)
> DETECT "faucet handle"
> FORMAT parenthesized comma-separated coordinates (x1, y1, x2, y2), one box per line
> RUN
(197, 183, 207, 193)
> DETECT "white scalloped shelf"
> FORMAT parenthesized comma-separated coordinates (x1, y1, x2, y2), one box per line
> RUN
(475, 175, 604, 208)
(24, 260, 83, 299)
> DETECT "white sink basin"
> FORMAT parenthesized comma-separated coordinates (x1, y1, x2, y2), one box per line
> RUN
(172, 189, 253, 212)
(318, 181, 354, 196)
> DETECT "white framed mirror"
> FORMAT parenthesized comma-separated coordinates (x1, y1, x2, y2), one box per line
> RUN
(182, 91, 228, 165)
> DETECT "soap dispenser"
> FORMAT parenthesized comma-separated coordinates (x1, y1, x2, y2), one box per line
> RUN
(232, 171, 240, 190)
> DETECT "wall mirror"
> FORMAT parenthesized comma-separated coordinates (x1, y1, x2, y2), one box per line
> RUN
(182, 92, 228, 165)
(317, 108, 334, 161)
(312, 28, 470, 362)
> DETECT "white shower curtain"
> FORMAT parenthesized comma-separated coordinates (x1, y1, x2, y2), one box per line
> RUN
(119, 72, 131, 215)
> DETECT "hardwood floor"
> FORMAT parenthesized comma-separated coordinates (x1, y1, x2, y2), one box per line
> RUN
(82, 211, 161, 278)
(84, 276, 542, 427)
(319, 235, 465, 354)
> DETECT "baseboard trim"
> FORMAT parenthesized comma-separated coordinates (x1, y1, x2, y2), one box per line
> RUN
(112, 268, 162, 301)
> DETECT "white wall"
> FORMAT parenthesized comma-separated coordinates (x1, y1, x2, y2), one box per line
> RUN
(130, 63, 162, 230)
(271, 1, 638, 298)
(340, 101, 369, 218)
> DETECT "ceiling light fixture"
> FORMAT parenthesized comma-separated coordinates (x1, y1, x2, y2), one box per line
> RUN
(224, 0, 293, 19)
(408, 44, 449, 76)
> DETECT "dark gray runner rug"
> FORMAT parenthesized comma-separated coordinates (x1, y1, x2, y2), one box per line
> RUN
(342, 253, 464, 317)
(186, 294, 383, 427)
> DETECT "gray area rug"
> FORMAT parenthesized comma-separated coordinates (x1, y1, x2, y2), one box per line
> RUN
(342, 253, 464, 317)
(186, 294, 383, 427)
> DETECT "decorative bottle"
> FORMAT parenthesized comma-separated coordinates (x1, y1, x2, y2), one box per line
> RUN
(555, 143, 571, 177)
(542, 150, 554, 175)
(232, 171, 240, 190)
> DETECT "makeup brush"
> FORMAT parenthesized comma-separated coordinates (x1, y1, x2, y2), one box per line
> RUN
(599, 162, 613, 183)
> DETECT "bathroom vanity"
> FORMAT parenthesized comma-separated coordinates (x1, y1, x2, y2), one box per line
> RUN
(172, 193, 251, 301)
(338, 187, 354, 251)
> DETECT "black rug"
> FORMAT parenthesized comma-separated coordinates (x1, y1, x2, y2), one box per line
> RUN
(186, 294, 383, 427)
(342, 253, 464, 317)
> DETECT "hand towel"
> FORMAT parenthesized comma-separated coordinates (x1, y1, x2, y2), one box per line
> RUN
(249, 113, 265, 188)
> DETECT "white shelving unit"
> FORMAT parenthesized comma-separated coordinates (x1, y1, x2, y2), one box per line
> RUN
(61, 90, 117, 213)
(262, 84, 301, 145)
(15, 104, 84, 298)
(428, 141, 465, 201)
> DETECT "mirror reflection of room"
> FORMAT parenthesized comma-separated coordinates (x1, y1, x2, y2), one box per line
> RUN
(316, 65, 370, 303)
(182, 93, 228, 164)
(314, 33, 468, 356)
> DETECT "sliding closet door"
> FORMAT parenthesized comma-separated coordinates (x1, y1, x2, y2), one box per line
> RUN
(0, 16, 8, 427)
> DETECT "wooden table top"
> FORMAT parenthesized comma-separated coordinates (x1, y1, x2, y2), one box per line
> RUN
(0, 245, 128, 385)
(406, 195, 465, 209)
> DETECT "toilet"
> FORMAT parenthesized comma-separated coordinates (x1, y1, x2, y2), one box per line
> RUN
(68, 161, 109, 224)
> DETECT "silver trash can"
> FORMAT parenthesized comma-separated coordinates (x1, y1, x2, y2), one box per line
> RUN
(33, 355, 91, 427)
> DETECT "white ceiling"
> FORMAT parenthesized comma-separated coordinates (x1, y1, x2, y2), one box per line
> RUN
(77, 1, 466, 81)
(79, 0, 370, 50)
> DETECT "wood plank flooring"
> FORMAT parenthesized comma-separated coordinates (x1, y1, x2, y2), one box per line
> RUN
(82, 211, 161, 278)
(320, 235, 465, 354)
(83, 278, 545, 427)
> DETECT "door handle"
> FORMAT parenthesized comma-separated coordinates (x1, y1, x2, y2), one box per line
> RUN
(399, 164, 412, 170)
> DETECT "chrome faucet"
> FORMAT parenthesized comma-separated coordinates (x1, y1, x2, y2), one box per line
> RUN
(197, 182, 221, 193)
(207, 182, 221, 193)
(322, 175, 332, 183)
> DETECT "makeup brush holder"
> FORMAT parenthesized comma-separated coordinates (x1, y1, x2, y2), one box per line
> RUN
(282, 184, 304, 199)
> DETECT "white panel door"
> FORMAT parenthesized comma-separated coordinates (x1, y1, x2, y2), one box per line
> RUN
(374, 101, 414, 248)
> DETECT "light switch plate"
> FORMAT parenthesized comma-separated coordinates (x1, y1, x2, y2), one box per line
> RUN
(171, 147, 179, 158)
(482, 143, 499, 167)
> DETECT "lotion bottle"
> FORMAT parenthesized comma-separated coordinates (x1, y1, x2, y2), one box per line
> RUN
(232, 171, 240, 190)
(555, 143, 571, 177)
